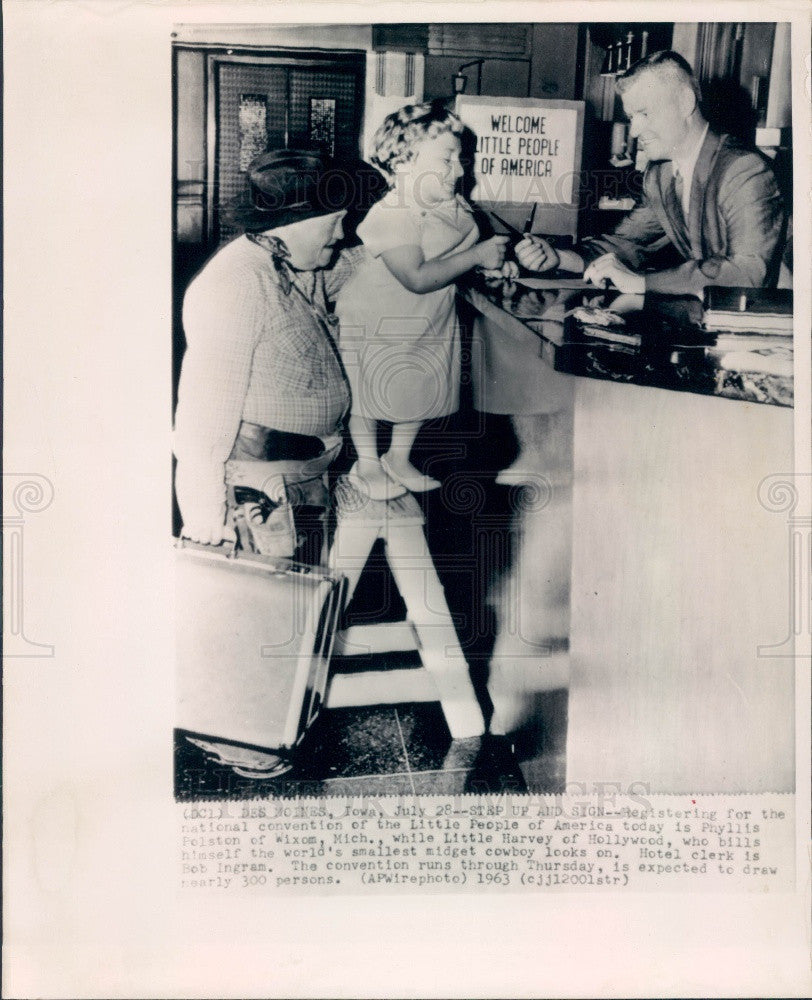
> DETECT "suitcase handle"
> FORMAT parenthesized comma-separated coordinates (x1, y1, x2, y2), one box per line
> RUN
(174, 534, 342, 586)
(175, 535, 237, 557)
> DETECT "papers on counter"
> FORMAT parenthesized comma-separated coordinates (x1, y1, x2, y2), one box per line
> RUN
(704, 310, 793, 334)
(702, 286, 793, 334)
(711, 349, 794, 377)
(580, 325, 642, 347)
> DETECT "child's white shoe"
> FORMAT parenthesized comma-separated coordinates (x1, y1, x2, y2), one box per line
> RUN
(494, 462, 537, 486)
(380, 454, 441, 493)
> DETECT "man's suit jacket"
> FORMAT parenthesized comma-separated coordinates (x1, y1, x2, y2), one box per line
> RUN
(581, 130, 786, 296)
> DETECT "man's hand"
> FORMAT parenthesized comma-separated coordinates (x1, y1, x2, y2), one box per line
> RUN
(515, 235, 560, 273)
(181, 517, 236, 547)
(584, 253, 645, 294)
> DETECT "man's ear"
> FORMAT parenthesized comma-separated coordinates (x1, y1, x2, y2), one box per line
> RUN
(678, 82, 697, 120)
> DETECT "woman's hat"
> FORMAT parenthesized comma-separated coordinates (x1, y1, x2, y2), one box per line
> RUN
(225, 149, 387, 232)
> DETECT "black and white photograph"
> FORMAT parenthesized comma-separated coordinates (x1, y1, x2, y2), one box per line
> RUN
(171, 19, 796, 799)
(3, 3, 810, 998)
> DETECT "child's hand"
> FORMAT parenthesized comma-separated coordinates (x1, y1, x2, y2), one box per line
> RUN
(476, 235, 509, 270)
(480, 260, 520, 283)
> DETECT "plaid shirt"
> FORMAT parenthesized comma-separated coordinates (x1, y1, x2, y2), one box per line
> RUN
(174, 235, 361, 525)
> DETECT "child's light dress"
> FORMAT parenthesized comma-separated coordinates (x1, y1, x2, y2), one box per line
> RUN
(335, 191, 479, 423)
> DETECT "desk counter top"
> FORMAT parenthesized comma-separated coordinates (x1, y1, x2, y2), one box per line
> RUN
(463, 277, 793, 409)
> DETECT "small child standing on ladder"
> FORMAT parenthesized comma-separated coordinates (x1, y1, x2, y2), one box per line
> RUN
(335, 100, 510, 499)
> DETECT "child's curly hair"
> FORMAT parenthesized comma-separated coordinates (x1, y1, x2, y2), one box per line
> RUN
(370, 100, 464, 181)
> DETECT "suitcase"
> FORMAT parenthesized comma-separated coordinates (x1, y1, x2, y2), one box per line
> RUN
(175, 539, 344, 760)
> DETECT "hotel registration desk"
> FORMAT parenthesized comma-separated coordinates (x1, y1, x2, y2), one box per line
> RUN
(463, 275, 795, 794)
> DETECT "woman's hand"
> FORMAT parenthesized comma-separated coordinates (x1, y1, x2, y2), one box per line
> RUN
(515, 235, 560, 272)
(476, 235, 510, 270)
(181, 516, 236, 547)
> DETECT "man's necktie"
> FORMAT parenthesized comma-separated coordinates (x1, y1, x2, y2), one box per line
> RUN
(674, 167, 685, 205)
(670, 167, 685, 227)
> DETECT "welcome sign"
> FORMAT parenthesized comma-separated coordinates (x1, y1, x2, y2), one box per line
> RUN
(455, 96, 584, 208)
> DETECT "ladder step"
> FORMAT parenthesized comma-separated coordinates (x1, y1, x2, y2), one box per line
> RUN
(334, 477, 425, 526)
(334, 622, 419, 656)
(326, 668, 437, 708)
(327, 494, 487, 739)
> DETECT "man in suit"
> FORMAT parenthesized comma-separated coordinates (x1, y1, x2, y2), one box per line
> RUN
(516, 50, 786, 296)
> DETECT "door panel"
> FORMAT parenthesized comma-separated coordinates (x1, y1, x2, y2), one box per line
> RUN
(215, 58, 363, 244)
(288, 68, 361, 157)
(217, 63, 288, 244)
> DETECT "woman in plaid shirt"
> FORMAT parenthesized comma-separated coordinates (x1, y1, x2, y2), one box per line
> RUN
(173, 150, 379, 546)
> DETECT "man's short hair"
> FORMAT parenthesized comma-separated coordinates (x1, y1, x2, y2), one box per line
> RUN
(616, 49, 703, 106)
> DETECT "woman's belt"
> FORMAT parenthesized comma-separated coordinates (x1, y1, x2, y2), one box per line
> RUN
(226, 421, 343, 502)
(229, 421, 327, 462)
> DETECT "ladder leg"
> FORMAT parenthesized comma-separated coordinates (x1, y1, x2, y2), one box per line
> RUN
(386, 524, 485, 739)
(328, 519, 382, 655)
(329, 521, 381, 609)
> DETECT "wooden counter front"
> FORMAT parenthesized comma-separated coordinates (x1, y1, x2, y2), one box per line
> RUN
(466, 284, 796, 794)
(565, 378, 794, 793)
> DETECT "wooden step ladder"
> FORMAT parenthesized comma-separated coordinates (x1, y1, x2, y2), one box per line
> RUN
(325, 476, 486, 739)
